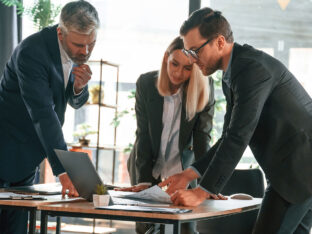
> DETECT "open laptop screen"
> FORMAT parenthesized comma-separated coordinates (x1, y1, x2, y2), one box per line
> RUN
(54, 149, 115, 201)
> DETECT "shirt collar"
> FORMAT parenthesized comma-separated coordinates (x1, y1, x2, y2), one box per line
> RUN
(172, 87, 183, 101)
(57, 37, 73, 65)
(165, 87, 183, 102)
(222, 47, 233, 87)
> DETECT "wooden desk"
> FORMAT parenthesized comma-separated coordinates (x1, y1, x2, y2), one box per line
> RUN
(39, 198, 262, 234)
(0, 195, 82, 234)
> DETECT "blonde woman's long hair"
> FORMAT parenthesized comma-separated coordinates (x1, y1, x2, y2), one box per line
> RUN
(157, 37, 210, 120)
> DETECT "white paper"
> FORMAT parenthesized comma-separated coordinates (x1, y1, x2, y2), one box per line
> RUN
(0, 192, 17, 198)
(0, 192, 45, 199)
(108, 185, 172, 204)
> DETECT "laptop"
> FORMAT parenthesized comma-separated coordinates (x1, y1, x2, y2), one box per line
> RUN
(54, 149, 115, 201)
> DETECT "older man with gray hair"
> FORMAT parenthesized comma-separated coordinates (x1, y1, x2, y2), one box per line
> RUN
(0, 1, 99, 233)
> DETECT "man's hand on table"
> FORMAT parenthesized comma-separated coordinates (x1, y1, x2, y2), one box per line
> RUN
(158, 168, 199, 195)
(171, 187, 227, 206)
(114, 183, 151, 192)
(58, 173, 79, 198)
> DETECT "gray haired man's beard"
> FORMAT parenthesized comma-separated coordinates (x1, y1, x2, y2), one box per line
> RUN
(72, 54, 91, 65)
(62, 41, 91, 65)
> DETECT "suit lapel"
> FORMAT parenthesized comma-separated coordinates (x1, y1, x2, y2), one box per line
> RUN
(222, 79, 232, 105)
(65, 72, 74, 99)
(179, 88, 196, 152)
(40, 25, 66, 105)
(149, 92, 163, 158)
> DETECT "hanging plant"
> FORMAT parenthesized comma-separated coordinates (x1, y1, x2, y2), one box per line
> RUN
(0, 0, 61, 31)
(0, 0, 24, 14)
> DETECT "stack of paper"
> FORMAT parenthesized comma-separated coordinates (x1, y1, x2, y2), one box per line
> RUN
(108, 185, 172, 205)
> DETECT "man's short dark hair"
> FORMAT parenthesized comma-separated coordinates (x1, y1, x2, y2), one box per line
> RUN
(180, 7, 234, 43)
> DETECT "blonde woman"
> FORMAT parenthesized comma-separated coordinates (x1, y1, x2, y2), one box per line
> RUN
(125, 37, 214, 234)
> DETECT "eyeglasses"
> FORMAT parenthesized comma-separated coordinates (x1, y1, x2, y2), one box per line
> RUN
(182, 37, 215, 60)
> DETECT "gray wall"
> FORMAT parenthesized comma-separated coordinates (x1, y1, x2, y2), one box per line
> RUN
(0, 3, 22, 76)
(208, 0, 312, 67)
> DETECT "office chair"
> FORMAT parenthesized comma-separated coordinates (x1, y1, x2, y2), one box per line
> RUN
(197, 168, 265, 234)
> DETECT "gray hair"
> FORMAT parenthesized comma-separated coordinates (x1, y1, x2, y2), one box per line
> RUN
(59, 0, 100, 34)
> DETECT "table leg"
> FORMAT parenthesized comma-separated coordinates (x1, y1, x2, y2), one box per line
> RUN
(28, 208, 36, 234)
(56, 216, 61, 234)
(173, 221, 181, 234)
(40, 210, 48, 234)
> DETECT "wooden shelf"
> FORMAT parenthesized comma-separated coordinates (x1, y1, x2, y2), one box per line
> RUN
(67, 143, 119, 151)
(88, 60, 119, 68)
(84, 103, 117, 109)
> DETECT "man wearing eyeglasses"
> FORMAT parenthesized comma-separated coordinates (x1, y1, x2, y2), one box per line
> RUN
(159, 7, 312, 234)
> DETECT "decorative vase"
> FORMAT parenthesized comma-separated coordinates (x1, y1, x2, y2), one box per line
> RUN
(79, 138, 90, 147)
(89, 85, 104, 104)
(92, 194, 111, 207)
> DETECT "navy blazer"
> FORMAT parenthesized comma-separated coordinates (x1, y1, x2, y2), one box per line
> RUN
(0, 25, 89, 182)
(193, 43, 312, 204)
(127, 71, 215, 186)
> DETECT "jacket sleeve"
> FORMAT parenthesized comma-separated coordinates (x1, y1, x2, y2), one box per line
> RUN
(68, 83, 89, 109)
(198, 60, 274, 194)
(16, 46, 66, 176)
(192, 77, 215, 161)
(134, 75, 155, 183)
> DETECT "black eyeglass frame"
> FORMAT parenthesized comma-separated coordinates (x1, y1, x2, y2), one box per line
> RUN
(182, 37, 214, 60)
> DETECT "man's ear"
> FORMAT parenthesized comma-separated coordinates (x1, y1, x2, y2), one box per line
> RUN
(217, 35, 226, 51)
(57, 27, 63, 41)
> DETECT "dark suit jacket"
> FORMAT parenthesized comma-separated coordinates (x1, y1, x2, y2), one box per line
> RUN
(127, 71, 215, 186)
(193, 43, 312, 204)
(0, 25, 89, 183)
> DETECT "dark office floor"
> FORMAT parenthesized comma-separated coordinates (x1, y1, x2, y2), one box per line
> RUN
(34, 216, 137, 234)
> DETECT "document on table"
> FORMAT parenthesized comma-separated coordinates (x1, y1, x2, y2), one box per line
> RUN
(0, 192, 46, 200)
(0, 192, 81, 202)
(96, 205, 192, 214)
(109, 185, 172, 204)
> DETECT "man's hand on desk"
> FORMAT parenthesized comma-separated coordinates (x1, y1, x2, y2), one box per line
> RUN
(170, 187, 227, 206)
(159, 168, 199, 195)
(58, 173, 79, 198)
(115, 183, 151, 192)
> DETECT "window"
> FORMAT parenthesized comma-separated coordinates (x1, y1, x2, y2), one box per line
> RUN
(204, 0, 312, 168)
(21, 0, 312, 180)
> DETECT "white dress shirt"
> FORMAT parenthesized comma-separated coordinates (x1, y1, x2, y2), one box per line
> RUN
(152, 89, 183, 180)
(57, 38, 74, 88)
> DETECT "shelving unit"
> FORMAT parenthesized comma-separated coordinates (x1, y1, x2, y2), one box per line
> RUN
(87, 59, 120, 184)
(41, 60, 120, 185)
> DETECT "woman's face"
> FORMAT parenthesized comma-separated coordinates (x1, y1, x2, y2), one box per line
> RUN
(166, 50, 193, 89)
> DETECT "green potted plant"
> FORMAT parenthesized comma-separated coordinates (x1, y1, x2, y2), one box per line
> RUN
(0, 0, 61, 31)
(92, 184, 111, 207)
(73, 123, 97, 147)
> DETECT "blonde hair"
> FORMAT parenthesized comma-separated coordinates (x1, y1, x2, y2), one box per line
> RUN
(157, 37, 210, 120)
